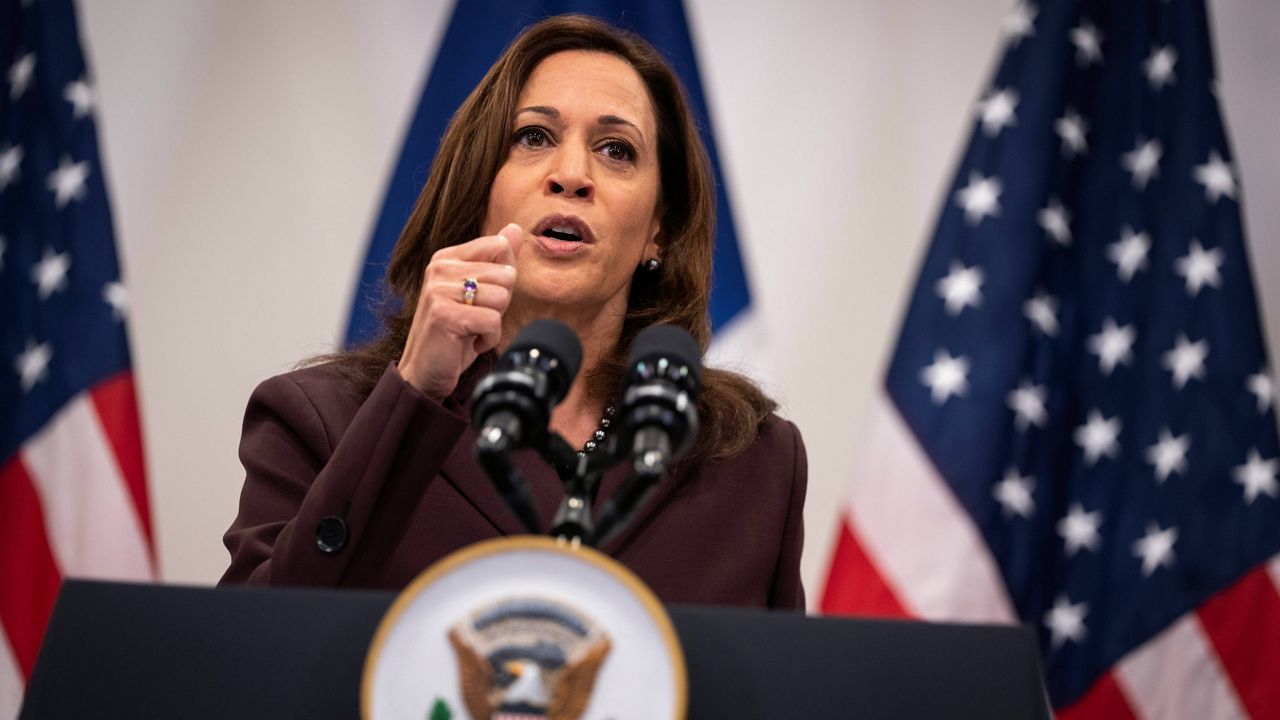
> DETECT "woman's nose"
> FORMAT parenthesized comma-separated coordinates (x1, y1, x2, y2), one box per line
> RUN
(545, 147, 594, 200)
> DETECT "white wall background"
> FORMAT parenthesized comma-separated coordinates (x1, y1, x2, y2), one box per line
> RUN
(75, 0, 1280, 604)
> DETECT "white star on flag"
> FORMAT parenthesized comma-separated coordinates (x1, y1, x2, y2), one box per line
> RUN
(1161, 334, 1208, 390)
(1055, 108, 1089, 158)
(1133, 522, 1178, 577)
(1174, 239, 1223, 296)
(1074, 409, 1122, 466)
(920, 349, 970, 406)
(1145, 428, 1190, 483)
(976, 87, 1020, 137)
(31, 246, 71, 300)
(63, 77, 95, 119)
(1087, 317, 1135, 375)
(1121, 137, 1162, 190)
(1192, 150, 1238, 203)
(0, 143, 21, 191)
(954, 172, 1003, 226)
(1007, 379, 1048, 431)
(15, 338, 53, 392)
(1044, 595, 1089, 648)
(1037, 198, 1072, 246)
(1233, 449, 1278, 505)
(8, 52, 35, 99)
(47, 154, 91, 208)
(103, 281, 129, 321)
(993, 468, 1036, 519)
(1057, 503, 1103, 557)
(1023, 290, 1059, 337)
(1144, 45, 1177, 90)
(1002, 2, 1037, 46)
(1106, 226, 1150, 283)
(1246, 370, 1274, 413)
(1070, 20, 1104, 66)
(935, 261, 984, 316)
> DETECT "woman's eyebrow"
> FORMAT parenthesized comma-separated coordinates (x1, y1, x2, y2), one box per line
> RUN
(598, 114, 640, 133)
(516, 106, 645, 142)
(599, 115, 647, 149)
(516, 105, 559, 118)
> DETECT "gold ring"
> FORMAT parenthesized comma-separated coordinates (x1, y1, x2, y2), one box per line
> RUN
(462, 277, 478, 305)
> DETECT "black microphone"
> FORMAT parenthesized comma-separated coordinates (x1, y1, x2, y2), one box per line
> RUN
(471, 319, 582, 533)
(472, 319, 583, 453)
(591, 325, 701, 546)
(615, 324, 702, 473)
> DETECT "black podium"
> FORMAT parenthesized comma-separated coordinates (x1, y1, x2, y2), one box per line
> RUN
(20, 580, 1049, 719)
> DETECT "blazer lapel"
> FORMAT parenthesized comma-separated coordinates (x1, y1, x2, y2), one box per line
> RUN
(437, 423, 531, 536)
(436, 356, 537, 536)
(594, 461, 681, 556)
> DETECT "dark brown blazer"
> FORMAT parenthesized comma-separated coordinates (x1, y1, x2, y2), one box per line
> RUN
(220, 362, 807, 609)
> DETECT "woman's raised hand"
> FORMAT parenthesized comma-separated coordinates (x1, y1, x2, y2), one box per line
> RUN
(397, 223, 525, 400)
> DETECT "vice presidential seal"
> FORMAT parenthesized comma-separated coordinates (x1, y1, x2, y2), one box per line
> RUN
(362, 537, 685, 719)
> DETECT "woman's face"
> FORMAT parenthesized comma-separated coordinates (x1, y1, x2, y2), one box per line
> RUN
(483, 49, 661, 316)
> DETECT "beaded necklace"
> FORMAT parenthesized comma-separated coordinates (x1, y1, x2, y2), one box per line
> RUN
(576, 404, 617, 457)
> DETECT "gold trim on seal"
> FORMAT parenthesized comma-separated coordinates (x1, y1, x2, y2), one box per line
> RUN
(360, 535, 688, 719)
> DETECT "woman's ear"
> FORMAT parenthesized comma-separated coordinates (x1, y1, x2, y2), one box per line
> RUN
(644, 215, 663, 263)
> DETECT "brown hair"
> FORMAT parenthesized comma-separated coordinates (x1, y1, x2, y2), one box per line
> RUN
(332, 14, 775, 463)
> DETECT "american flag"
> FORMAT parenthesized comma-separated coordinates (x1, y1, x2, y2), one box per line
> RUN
(821, 1, 1280, 717)
(0, 0, 155, 714)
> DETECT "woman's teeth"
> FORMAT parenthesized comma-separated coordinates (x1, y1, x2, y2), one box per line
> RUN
(545, 226, 580, 241)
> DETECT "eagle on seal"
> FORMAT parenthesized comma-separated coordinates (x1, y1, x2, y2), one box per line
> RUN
(448, 598, 612, 720)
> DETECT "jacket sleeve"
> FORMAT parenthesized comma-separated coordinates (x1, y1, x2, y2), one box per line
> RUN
(220, 363, 468, 587)
(769, 419, 809, 610)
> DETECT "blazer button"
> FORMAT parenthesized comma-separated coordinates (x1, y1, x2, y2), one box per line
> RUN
(315, 516, 348, 554)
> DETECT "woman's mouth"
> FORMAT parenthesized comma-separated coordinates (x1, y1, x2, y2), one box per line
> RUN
(531, 214, 595, 256)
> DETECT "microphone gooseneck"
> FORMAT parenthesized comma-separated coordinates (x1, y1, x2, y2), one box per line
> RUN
(591, 324, 702, 547)
(471, 319, 583, 534)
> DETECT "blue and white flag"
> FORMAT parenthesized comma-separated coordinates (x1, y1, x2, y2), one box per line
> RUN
(823, 2, 1280, 716)
(345, 0, 759, 364)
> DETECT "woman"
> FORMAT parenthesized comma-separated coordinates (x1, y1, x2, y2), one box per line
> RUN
(220, 14, 807, 609)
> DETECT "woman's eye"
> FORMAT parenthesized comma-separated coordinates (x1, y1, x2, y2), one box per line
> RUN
(514, 127, 549, 147)
(600, 140, 636, 162)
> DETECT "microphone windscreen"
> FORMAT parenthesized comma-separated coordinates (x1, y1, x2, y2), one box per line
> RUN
(508, 319, 584, 382)
(627, 324, 702, 385)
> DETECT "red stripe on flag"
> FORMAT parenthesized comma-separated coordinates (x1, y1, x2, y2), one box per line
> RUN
(820, 517, 912, 618)
(0, 458, 64, 680)
(1056, 671, 1138, 720)
(89, 371, 154, 547)
(1196, 563, 1280, 719)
